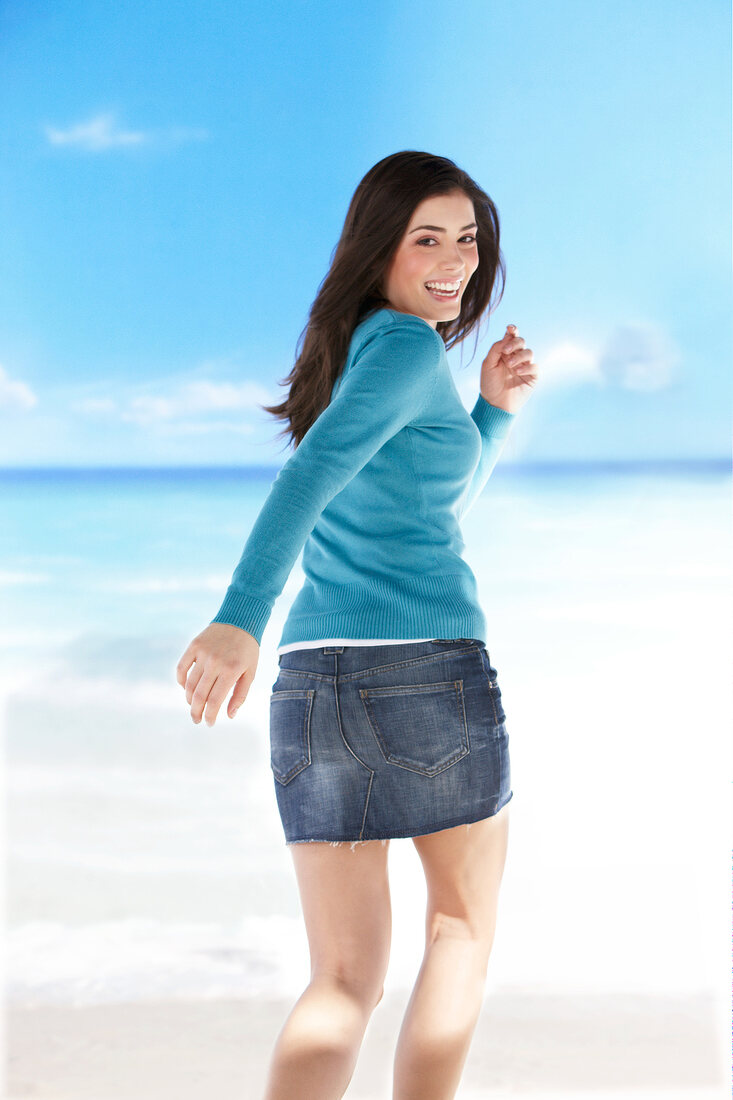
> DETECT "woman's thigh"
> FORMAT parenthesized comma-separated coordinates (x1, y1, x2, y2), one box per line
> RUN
(412, 803, 510, 943)
(289, 839, 392, 994)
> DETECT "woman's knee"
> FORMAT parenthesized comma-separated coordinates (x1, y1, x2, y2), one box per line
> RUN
(425, 907, 494, 948)
(311, 965, 386, 1011)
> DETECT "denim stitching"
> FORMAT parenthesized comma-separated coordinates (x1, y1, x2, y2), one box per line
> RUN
(357, 771, 374, 841)
(331, 663, 374, 841)
(454, 677, 472, 757)
(477, 648, 501, 726)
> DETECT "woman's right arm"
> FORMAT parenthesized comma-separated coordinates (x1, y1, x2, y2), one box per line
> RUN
(175, 319, 442, 726)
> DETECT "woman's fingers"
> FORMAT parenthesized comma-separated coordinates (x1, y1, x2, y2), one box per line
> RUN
(184, 661, 205, 706)
(176, 643, 197, 688)
(190, 667, 219, 724)
(190, 659, 252, 725)
(507, 348, 537, 377)
(227, 670, 253, 718)
(200, 671, 239, 727)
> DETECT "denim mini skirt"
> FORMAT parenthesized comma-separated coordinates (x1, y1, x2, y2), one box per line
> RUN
(268, 638, 512, 844)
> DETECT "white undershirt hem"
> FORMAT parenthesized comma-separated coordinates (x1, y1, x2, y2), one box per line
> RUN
(276, 637, 436, 655)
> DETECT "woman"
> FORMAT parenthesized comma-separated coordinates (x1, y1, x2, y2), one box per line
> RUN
(176, 150, 537, 1100)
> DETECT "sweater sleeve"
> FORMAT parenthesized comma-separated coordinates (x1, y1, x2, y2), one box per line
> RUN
(457, 393, 516, 520)
(210, 321, 443, 643)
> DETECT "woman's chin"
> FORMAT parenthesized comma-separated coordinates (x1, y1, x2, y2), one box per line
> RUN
(424, 293, 463, 319)
(432, 303, 462, 322)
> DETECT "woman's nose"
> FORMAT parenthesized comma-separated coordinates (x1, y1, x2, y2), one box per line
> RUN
(440, 244, 466, 271)
(439, 263, 464, 278)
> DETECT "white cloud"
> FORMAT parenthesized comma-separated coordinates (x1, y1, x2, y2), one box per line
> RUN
(520, 323, 678, 392)
(44, 112, 208, 152)
(64, 373, 274, 438)
(0, 365, 37, 410)
(45, 113, 147, 150)
(120, 378, 270, 426)
(599, 323, 680, 392)
(541, 341, 604, 387)
(124, 395, 175, 423)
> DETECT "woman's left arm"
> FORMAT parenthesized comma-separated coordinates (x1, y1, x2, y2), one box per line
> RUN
(458, 397, 515, 519)
(458, 323, 538, 518)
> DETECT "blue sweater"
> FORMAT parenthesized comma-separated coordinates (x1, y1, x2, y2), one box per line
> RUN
(211, 307, 516, 648)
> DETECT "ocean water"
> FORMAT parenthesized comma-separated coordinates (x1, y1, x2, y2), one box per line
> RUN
(1, 462, 730, 1008)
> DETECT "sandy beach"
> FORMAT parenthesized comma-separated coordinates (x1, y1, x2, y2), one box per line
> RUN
(6, 988, 727, 1099)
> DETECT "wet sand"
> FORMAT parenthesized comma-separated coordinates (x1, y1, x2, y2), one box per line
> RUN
(6, 988, 726, 1099)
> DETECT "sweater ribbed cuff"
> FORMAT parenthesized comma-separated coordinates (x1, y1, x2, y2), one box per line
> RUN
(210, 588, 272, 645)
(471, 393, 516, 437)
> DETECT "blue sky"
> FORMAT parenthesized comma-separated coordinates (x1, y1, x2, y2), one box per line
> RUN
(0, 0, 729, 466)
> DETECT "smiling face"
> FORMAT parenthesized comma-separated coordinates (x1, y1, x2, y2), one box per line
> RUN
(381, 190, 479, 329)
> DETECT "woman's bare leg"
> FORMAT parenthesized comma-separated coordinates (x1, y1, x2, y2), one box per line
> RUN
(263, 838, 392, 1100)
(392, 804, 510, 1100)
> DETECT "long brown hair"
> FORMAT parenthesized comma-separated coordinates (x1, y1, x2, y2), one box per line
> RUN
(259, 150, 505, 450)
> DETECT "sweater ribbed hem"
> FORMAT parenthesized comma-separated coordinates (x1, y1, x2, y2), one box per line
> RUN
(210, 589, 272, 645)
(470, 394, 516, 437)
(277, 573, 487, 650)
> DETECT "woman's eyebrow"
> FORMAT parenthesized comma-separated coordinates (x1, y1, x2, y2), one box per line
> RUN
(409, 222, 478, 233)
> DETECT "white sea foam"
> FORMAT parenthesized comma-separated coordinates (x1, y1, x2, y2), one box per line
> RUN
(6, 915, 310, 1006)
(0, 570, 51, 586)
(8, 839, 270, 876)
(7, 763, 263, 798)
(108, 574, 231, 594)
(0, 628, 79, 646)
(6, 673, 203, 712)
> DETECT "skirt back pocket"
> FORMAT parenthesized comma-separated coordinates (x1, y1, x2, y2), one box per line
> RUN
(360, 680, 470, 777)
(269, 688, 315, 785)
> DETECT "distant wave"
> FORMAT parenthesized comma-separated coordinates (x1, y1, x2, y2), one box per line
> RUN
(111, 575, 230, 593)
(7, 915, 308, 1006)
(0, 458, 729, 481)
(0, 570, 50, 586)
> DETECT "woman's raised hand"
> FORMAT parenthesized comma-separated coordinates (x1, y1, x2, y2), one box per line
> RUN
(176, 622, 260, 726)
(479, 324, 538, 415)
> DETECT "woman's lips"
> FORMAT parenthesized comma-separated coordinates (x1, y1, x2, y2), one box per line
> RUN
(425, 285, 460, 301)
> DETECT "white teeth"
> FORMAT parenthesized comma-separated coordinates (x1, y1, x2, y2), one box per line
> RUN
(426, 281, 462, 291)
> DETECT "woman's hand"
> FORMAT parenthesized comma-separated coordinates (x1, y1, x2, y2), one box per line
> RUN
(176, 622, 260, 726)
(479, 324, 538, 415)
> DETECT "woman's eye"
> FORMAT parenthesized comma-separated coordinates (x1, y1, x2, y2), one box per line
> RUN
(416, 235, 477, 247)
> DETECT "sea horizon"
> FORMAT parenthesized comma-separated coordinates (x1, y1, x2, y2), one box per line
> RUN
(0, 455, 729, 473)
